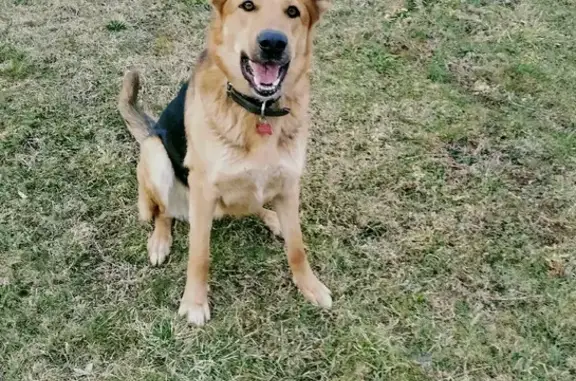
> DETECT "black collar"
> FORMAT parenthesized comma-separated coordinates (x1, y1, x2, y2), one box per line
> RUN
(227, 83, 290, 117)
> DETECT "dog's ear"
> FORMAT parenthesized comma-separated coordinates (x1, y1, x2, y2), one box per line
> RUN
(315, 0, 331, 16)
(308, 0, 331, 24)
(211, 0, 227, 13)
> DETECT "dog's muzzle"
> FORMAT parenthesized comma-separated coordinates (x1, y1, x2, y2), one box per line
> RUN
(240, 29, 291, 98)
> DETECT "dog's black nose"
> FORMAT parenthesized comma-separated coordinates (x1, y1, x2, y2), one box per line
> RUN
(257, 29, 288, 59)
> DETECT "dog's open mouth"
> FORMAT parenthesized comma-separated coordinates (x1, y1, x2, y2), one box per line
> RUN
(241, 53, 289, 98)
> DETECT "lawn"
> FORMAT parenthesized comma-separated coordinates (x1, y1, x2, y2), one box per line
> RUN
(1, 0, 576, 380)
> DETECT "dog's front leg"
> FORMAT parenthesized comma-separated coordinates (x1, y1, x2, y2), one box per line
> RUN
(274, 184, 332, 309)
(178, 171, 216, 326)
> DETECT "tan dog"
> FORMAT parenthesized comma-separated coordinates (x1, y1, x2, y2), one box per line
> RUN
(118, 0, 331, 325)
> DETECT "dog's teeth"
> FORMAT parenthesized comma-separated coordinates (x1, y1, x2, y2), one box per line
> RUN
(257, 84, 275, 91)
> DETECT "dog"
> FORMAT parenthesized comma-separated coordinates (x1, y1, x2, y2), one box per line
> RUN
(118, 0, 331, 325)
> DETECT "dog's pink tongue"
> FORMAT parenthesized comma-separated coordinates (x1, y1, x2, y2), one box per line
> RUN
(251, 62, 280, 85)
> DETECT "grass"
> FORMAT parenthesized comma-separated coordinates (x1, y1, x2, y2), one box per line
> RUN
(106, 21, 127, 33)
(1, 0, 576, 379)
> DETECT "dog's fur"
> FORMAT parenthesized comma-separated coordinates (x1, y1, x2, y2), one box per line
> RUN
(118, 0, 331, 325)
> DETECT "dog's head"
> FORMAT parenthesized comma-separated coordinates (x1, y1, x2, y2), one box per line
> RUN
(209, 0, 329, 100)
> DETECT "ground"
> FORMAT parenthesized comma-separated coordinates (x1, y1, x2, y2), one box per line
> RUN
(1, 0, 576, 380)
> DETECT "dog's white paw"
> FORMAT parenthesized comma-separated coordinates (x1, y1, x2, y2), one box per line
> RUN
(179, 283, 210, 326)
(293, 272, 332, 309)
(147, 232, 172, 266)
(178, 297, 211, 326)
(260, 209, 282, 237)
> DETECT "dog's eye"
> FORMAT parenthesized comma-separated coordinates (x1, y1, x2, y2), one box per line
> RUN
(240, 0, 256, 11)
(286, 5, 300, 18)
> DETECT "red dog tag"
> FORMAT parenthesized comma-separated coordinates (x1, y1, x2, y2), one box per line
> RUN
(256, 122, 273, 136)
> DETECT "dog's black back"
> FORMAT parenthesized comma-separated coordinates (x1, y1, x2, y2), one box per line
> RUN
(153, 83, 189, 185)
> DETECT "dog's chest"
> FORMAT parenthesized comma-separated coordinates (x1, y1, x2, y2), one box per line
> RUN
(209, 144, 302, 212)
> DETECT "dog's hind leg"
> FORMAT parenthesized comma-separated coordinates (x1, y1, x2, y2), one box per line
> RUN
(147, 213, 173, 266)
(137, 137, 175, 266)
(258, 208, 282, 237)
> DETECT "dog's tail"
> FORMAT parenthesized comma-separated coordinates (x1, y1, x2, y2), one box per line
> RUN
(118, 70, 156, 144)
